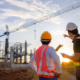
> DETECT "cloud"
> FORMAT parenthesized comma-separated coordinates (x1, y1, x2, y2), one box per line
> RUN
(6, 0, 36, 11)
(51, 16, 64, 24)
(73, 1, 76, 4)
(0, 0, 61, 21)
(5, 0, 60, 14)
(48, 16, 64, 24)
(0, 9, 34, 20)
(0, 19, 26, 32)
(0, 1, 4, 4)
(77, 11, 80, 16)
(0, 0, 64, 32)
(73, 10, 80, 17)
(51, 30, 67, 35)
(0, 8, 47, 23)
(45, 1, 53, 5)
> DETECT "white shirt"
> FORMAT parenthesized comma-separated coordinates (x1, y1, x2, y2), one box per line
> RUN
(29, 45, 61, 73)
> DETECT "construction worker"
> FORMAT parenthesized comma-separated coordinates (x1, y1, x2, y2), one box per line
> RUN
(29, 31, 61, 80)
(61, 22, 80, 80)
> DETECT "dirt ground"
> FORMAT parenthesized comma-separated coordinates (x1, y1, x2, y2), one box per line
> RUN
(0, 68, 76, 80)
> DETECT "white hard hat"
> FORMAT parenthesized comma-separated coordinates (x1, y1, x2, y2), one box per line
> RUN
(66, 22, 78, 31)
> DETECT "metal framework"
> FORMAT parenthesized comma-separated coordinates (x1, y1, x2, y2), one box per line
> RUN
(0, 2, 80, 37)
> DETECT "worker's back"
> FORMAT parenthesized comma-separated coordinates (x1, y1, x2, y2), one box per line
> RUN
(35, 45, 59, 70)
(74, 35, 80, 62)
(29, 31, 61, 80)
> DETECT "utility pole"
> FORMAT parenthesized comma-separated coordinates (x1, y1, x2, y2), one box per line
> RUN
(34, 30, 36, 40)
(0, 41, 1, 54)
(5, 25, 9, 67)
(20, 44, 22, 63)
(24, 41, 27, 63)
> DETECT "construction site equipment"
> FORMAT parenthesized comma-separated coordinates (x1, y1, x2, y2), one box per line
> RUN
(0, 2, 79, 63)
(10, 41, 27, 63)
(0, 2, 80, 37)
(0, 41, 31, 67)
(0, 25, 9, 37)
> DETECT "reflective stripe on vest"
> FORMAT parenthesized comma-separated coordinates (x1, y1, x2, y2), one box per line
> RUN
(74, 36, 80, 42)
(34, 46, 56, 78)
(72, 61, 80, 66)
(76, 37, 80, 39)
(73, 36, 80, 66)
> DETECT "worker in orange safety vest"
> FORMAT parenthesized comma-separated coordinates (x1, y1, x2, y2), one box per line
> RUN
(29, 31, 61, 80)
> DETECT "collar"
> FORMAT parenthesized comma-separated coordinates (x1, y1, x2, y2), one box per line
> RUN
(42, 45, 48, 46)
(72, 34, 80, 43)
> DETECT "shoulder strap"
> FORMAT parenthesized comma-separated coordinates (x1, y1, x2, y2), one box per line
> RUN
(38, 46, 48, 71)
(76, 36, 80, 39)
(74, 36, 80, 42)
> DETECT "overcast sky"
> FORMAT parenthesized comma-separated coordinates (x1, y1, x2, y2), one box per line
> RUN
(0, 0, 80, 62)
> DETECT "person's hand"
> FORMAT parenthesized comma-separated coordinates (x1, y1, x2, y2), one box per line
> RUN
(56, 73, 61, 79)
(63, 34, 69, 38)
(60, 53, 68, 58)
(51, 71, 61, 79)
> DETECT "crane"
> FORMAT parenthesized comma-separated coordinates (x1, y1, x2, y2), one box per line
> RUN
(0, 2, 80, 37)
(0, 2, 80, 64)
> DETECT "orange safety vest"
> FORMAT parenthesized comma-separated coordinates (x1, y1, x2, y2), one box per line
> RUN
(34, 45, 56, 78)
(73, 37, 80, 66)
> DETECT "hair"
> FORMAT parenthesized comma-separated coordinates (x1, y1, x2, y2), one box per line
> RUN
(68, 28, 78, 35)
(41, 39, 51, 45)
(74, 39, 80, 53)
